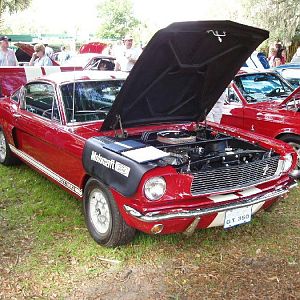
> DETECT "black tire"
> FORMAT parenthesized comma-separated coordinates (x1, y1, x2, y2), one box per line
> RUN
(0, 129, 19, 166)
(83, 178, 136, 247)
(279, 134, 300, 178)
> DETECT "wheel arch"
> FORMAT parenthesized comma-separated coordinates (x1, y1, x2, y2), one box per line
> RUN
(275, 132, 300, 141)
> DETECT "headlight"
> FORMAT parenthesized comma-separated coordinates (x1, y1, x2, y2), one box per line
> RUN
(282, 154, 293, 173)
(144, 177, 166, 201)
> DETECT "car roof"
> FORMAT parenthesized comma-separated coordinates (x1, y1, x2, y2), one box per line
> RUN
(32, 70, 128, 85)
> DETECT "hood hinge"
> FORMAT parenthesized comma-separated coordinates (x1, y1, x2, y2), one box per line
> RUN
(113, 114, 128, 138)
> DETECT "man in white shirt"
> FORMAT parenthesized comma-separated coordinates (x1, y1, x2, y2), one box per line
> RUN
(0, 36, 18, 66)
(206, 89, 228, 123)
(115, 35, 142, 72)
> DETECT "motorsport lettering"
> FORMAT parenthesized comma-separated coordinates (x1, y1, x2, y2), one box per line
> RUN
(91, 151, 130, 177)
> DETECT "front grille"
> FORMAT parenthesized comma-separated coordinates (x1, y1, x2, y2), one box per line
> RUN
(191, 156, 280, 195)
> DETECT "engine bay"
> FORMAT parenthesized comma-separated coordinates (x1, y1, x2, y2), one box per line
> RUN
(135, 127, 278, 173)
(83, 126, 281, 197)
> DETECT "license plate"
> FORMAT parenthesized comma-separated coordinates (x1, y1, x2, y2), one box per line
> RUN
(224, 206, 252, 229)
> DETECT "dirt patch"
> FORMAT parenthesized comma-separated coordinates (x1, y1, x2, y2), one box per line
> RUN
(68, 263, 170, 300)
(66, 263, 165, 299)
(165, 255, 300, 299)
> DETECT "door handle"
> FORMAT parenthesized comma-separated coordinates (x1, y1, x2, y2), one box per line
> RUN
(256, 112, 263, 117)
(13, 113, 21, 119)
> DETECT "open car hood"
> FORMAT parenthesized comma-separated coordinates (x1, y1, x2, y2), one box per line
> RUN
(14, 42, 35, 57)
(101, 21, 269, 131)
(79, 42, 107, 54)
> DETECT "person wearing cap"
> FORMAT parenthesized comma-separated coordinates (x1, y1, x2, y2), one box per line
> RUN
(115, 35, 142, 72)
(0, 36, 18, 66)
(29, 43, 53, 66)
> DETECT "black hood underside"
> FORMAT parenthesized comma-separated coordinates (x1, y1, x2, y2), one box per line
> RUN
(101, 20, 269, 131)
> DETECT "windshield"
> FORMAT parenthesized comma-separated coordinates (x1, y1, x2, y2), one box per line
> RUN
(60, 80, 124, 123)
(234, 73, 293, 102)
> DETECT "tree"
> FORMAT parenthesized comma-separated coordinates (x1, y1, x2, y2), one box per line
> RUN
(0, 0, 31, 14)
(96, 0, 141, 40)
(0, 0, 31, 31)
(239, 0, 300, 46)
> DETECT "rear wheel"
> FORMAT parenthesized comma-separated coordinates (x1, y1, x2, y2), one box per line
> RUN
(279, 134, 300, 178)
(0, 129, 19, 166)
(83, 178, 136, 247)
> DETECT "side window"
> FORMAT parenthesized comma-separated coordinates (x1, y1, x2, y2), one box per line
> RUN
(24, 83, 60, 122)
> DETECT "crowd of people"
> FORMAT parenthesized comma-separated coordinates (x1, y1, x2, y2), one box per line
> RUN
(268, 43, 287, 67)
(1, 32, 300, 73)
(0, 34, 143, 70)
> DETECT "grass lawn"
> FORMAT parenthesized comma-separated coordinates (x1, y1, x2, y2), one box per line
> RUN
(0, 163, 299, 299)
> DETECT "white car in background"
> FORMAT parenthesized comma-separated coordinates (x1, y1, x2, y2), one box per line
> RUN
(62, 53, 115, 70)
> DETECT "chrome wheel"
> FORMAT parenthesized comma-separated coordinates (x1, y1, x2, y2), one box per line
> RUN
(84, 178, 136, 246)
(89, 188, 111, 234)
(0, 131, 7, 163)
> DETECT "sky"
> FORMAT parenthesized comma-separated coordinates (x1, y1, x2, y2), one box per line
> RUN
(4, 0, 238, 39)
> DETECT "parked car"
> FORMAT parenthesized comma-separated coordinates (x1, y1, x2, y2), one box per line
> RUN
(273, 63, 300, 88)
(62, 53, 115, 70)
(78, 42, 107, 54)
(0, 21, 297, 247)
(221, 69, 300, 177)
(0, 66, 82, 97)
(243, 51, 270, 70)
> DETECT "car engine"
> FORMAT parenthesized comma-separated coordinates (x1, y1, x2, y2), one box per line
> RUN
(83, 126, 281, 196)
(139, 128, 277, 174)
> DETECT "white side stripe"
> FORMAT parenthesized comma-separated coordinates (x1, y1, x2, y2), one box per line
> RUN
(9, 144, 82, 197)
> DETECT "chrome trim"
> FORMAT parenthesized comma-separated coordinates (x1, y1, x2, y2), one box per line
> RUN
(9, 144, 83, 197)
(124, 183, 296, 222)
(190, 156, 281, 196)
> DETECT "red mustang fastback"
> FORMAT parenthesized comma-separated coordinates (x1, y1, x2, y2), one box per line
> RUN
(221, 70, 300, 177)
(0, 21, 297, 247)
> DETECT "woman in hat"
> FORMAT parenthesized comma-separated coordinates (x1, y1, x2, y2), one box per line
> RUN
(29, 43, 53, 66)
(0, 36, 18, 66)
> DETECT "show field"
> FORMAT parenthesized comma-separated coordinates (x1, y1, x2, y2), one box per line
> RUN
(0, 164, 299, 299)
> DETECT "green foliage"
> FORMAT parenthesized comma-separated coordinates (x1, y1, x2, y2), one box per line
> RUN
(96, 0, 141, 40)
(1, 162, 299, 297)
(0, 0, 31, 14)
(239, 0, 300, 45)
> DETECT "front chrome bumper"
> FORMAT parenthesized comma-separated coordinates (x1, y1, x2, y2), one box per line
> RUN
(124, 180, 297, 223)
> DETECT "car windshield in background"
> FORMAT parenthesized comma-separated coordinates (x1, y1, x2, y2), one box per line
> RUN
(60, 80, 124, 123)
(234, 73, 293, 102)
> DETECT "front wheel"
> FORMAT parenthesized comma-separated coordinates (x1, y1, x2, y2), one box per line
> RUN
(83, 178, 136, 247)
(0, 129, 19, 166)
(279, 134, 300, 178)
